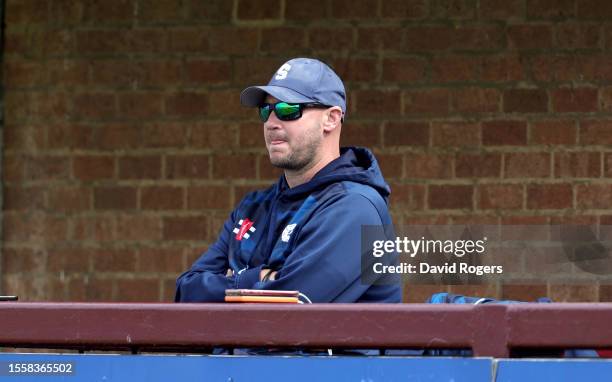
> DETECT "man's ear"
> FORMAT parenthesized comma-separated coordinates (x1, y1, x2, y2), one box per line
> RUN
(322, 107, 343, 133)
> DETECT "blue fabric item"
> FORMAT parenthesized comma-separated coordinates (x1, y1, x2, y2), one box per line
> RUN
(240, 58, 347, 115)
(175, 147, 401, 303)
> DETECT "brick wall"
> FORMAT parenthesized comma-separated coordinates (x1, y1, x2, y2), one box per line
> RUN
(3, 0, 612, 302)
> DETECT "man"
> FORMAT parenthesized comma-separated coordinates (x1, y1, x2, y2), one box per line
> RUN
(175, 58, 400, 303)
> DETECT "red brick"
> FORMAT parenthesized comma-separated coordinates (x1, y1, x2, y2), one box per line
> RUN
(555, 24, 601, 49)
(47, 249, 90, 273)
(508, 25, 553, 49)
(4, 125, 45, 152)
(429, 185, 473, 210)
(576, 54, 612, 82)
(168, 27, 209, 52)
(208, 90, 250, 119)
(3, 186, 45, 211)
(141, 186, 184, 210)
(116, 278, 160, 302)
(331, 0, 378, 19)
(357, 27, 403, 51)
(260, 27, 306, 53)
(309, 28, 354, 52)
(92, 249, 136, 273)
(501, 284, 548, 300)
(479, 184, 523, 210)
(188, 0, 233, 22)
(1, 248, 42, 274)
(73, 93, 117, 121)
(165, 92, 208, 117)
(127, 29, 168, 53)
(576, 184, 612, 209)
(381, 0, 428, 18)
(403, 284, 446, 303)
(549, 284, 598, 302)
(119, 156, 161, 180)
(331, 58, 378, 83)
(405, 153, 452, 179)
(530, 120, 577, 145)
(142, 123, 189, 149)
(4, 213, 68, 243)
(3, 156, 24, 183)
(505, 153, 551, 178)
(185, 59, 231, 85)
(555, 152, 601, 178)
(236, 0, 281, 20)
(137, 248, 185, 273)
(93, 124, 141, 150)
(501, 216, 549, 225)
(577, 0, 612, 19)
(71, 216, 115, 242)
(431, 122, 480, 147)
(166, 155, 209, 179)
(600, 285, 612, 302)
(212, 154, 257, 179)
(341, 123, 381, 147)
(482, 121, 527, 145)
(233, 57, 282, 84)
(89, 60, 134, 87)
(404, 26, 454, 51)
(116, 215, 162, 241)
(132, 60, 182, 87)
(384, 122, 429, 147)
(552, 88, 598, 112)
(94, 186, 137, 210)
(480, 0, 523, 19)
(286, 0, 328, 20)
(47, 59, 89, 88)
(382, 57, 427, 83)
(389, 184, 426, 210)
(527, 184, 573, 209)
(604, 153, 612, 177)
(580, 120, 612, 144)
(431, 55, 480, 82)
(453, 26, 505, 50)
(403, 89, 450, 115)
(431, 0, 476, 19)
(208, 27, 259, 55)
(138, 0, 185, 22)
(527, 0, 576, 19)
(532, 54, 578, 82)
(354, 90, 401, 117)
(503, 89, 549, 113)
(75, 30, 128, 53)
(448, 285, 499, 298)
(187, 186, 232, 210)
(239, 122, 264, 148)
(84, 277, 114, 302)
(481, 55, 525, 81)
(456, 153, 502, 178)
(376, 154, 404, 179)
(600, 87, 612, 111)
(25, 156, 70, 181)
(4, 60, 46, 88)
(5, 0, 48, 24)
(259, 157, 285, 180)
(48, 187, 92, 212)
(163, 216, 208, 241)
(83, 0, 133, 23)
(118, 92, 164, 120)
(452, 88, 501, 113)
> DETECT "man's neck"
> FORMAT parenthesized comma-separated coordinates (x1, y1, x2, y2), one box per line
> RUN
(284, 151, 340, 188)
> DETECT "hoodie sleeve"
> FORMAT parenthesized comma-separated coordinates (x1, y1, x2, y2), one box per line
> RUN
(254, 192, 388, 302)
(174, 209, 265, 302)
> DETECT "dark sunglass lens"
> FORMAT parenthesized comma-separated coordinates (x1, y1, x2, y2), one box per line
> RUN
(259, 105, 272, 122)
(274, 102, 301, 121)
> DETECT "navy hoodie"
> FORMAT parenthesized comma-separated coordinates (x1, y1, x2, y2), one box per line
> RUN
(175, 147, 401, 303)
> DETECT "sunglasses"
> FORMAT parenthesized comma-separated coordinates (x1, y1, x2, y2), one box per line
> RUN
(258, 102, 330, 122)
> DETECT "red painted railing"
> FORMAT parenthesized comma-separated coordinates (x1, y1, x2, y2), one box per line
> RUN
(0, 303, 610, 357)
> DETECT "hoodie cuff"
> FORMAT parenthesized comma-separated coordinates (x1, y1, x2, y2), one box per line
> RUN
(235, 265, 264, 289)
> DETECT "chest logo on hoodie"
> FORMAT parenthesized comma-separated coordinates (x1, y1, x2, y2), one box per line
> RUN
(233, 218, 256, 241)
(281, 224, 297, 243)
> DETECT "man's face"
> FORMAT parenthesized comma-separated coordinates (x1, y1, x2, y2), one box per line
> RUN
(263, 95, 324, 171)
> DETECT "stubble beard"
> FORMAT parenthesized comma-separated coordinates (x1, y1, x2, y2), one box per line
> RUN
(269, 130, 322, 171)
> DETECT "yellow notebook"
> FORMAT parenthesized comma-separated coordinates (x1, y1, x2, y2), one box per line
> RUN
(224, 295, 299, 303)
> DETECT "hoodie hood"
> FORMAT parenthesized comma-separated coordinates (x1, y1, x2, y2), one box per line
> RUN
(277, 146, 391, 202)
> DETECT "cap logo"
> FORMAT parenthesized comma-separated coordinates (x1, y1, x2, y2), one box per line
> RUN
(274, 63, 292, 80)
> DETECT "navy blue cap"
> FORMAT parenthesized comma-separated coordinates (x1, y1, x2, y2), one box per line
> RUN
(240, 58, 346, 116)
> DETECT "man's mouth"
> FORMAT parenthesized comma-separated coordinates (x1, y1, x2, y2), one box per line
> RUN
(270, 140, 286, 145)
